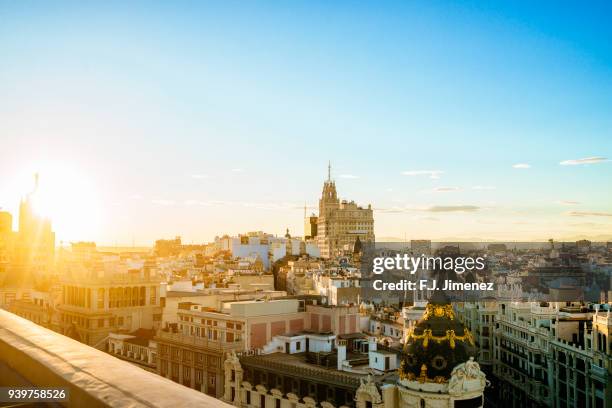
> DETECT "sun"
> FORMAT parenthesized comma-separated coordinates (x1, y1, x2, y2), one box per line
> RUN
(20, 162, 102, 242)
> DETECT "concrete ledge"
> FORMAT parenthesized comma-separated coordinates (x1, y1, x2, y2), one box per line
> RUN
(0, 309, 231, 407)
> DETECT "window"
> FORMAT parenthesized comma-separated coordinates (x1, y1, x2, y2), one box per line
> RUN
(97, 288, 105, 309)
(150, 286, 157, 305)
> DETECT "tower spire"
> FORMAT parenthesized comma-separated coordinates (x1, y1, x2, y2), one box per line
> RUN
(327, 161, 331, 182)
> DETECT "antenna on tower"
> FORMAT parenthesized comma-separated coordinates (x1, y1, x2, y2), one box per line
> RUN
(304, 202, 307, 218)
(327, 161, 331, 181)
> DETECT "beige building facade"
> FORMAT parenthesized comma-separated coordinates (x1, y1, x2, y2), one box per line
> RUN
(316, 164, 374, 259)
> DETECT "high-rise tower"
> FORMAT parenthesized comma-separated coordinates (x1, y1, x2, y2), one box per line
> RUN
(15, 174, 55, 274)
(315, 162, 374, 258)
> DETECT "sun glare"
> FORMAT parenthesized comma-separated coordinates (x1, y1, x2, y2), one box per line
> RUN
(17, 163, 102, 241)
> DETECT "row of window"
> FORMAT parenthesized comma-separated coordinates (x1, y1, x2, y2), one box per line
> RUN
(61, 313, 128, 329)
(159, 360, 217, 386)
(158, 344, 220, 366)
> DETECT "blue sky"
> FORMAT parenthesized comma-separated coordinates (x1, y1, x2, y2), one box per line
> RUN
(0, 1, 611, 244)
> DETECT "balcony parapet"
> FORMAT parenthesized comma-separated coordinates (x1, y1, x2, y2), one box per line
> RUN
(156, 330, 244, 352)
(0, 309, 230, 407)
(590, 363, 608, 379)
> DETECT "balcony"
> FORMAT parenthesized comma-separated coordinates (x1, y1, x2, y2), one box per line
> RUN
(0, 309, 230, 407)
(590, 363, 607, 379)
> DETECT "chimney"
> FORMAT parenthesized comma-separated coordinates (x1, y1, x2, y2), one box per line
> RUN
(337, 339, 347, 371)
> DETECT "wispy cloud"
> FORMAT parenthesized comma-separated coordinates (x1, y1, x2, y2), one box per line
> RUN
(560, 156, 607, 166)
(566, 211, 612, 217)
(401, 170, 443, 179)
(231, 168, 243, 172)
(433, 186, 461, 192)
(556, 200, 580, 206)
(375, 204, 480, 213)
(512, 163, 530, 169)
(426, 205, 480, 213)
(129, 194, 143, 200)
(152, 199, 176, 206)
(419, 216, 440, 221)
(375, 206, 408, 214)
(339, 174, 359, 179)
(183, 200, 213, 206)
(569, 222, 609, 228)
(240, 201, 302, 210)
(472, 185, 496, 190)
(191, 174, 209, 179)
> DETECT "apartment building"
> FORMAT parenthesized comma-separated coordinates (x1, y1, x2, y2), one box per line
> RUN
(108, 328, 157, 372)
(55, 264, 162, 348)
(156, 299, 305, 398)
(155, 298, 361, 399)
(493, 302, 556, 407)
(458, 300, 612, 408)
(455, 300, 497, 367)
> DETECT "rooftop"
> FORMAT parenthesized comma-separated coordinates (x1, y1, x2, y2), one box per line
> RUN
(0, 309, 230, 408)
(239, 352, 387, 388)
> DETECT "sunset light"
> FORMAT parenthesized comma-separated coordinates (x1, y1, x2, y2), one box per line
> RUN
(13, 163, 101, 242)
(0, 2, 610, 408)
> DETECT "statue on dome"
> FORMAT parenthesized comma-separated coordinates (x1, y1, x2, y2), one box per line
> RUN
(448, 357, 488, 394)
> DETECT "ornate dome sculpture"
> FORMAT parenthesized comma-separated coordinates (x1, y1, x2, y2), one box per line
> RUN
(399, 293, 476, 384)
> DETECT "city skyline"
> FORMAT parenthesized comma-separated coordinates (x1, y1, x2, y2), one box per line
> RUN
(1, 1, 611, 244)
